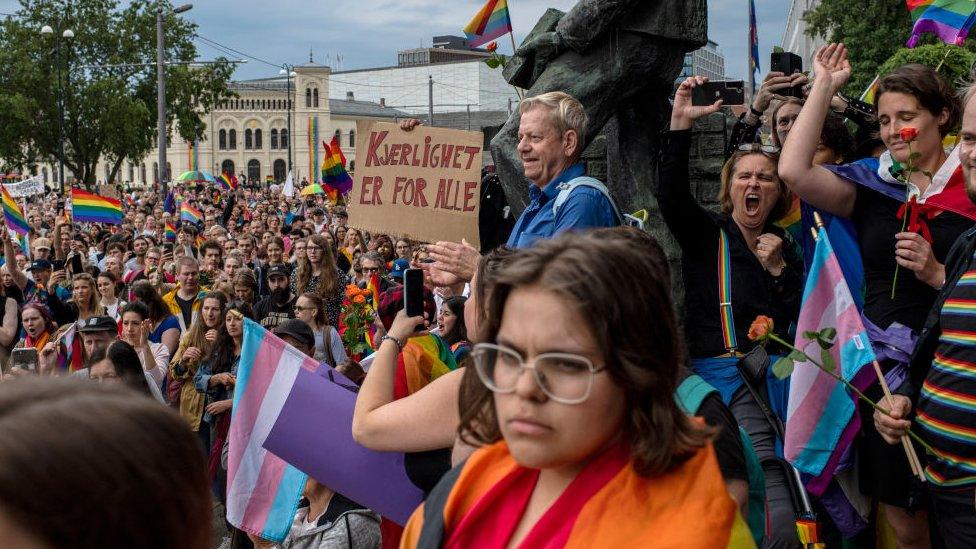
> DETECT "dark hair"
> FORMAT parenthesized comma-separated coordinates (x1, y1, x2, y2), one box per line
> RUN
(440, 296, 468, 346)
(458, 229, 711, 476)
(209, 300, 253, 375)
(820, 112, 856, 163)
(104, 340, 153, 396)
(877, 63, 961, 137)
(0, 377, 211, 548)
(200, 240, 222, 257)
(120, 301, 150, 322)
(130, 280, 170, 324)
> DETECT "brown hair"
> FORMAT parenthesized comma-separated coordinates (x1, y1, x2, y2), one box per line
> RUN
(177, 290, 229, 363)
(877, 63, 961, 137)
(718, 148, 790, 221)
(296, 234, 340, 299)
(768, 97, 804, 148)
(458, 229, 711, 476)
(0, 378, 211, 548)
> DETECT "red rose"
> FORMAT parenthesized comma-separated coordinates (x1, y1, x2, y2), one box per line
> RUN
(899, 127, 918, 142)
(486, 41, 498, 53)
(747, 315, 775, 343)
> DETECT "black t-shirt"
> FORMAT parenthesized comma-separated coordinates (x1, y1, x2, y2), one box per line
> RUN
(853, 184, 973, 332)
(174, 294, 195, 328)
(254, 294, 296, 329)
(698, 393, 748, 482)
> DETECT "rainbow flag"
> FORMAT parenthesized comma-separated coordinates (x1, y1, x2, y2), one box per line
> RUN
(195, 233, 206, 249)
(71, 188, 123, 225)
(164, 222, 177, 242)
(218, 172, 238, 192)
(181, 202, 202, 225)
(321, 137, 354, 196)
(463, 0, 513, 48)
(57, 322, 84, 372)
(394, 333, 458, 399)
(366, 272, 381, 311)
(906, 0, 976, 47)
(859, 75, 880, 105)
(1, 185, 29, 235)
(774, 195, 802, 246)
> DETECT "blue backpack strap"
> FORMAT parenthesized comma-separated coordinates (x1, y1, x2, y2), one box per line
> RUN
(551, 176, 623, 224)
(676, 374, 716, 414)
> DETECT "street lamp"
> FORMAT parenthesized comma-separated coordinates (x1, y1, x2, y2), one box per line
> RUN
(41, 24, 74, 193)
(279, 65, 297, 179)
(156, 2, 193, 195)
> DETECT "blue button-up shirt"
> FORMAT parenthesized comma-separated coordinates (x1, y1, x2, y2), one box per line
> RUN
(506, 163, 619, 248)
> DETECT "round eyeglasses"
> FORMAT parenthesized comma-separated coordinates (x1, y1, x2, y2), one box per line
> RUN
(471, 342, 606, 405)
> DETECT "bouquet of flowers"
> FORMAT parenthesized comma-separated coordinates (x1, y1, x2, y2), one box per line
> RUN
(340, 284, 375, 359)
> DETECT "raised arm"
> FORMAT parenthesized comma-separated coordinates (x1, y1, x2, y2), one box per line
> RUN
(1, 231, 27, 290)
(779, 44, 856, 217)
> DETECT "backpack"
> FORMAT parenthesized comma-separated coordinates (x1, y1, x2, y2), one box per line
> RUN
(478, 172, 515, 253)
(551, 176, 624, 225)
(677, 374, 766, 545)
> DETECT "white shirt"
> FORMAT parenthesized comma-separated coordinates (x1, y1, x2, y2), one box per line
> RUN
(135, 341, 170, 388)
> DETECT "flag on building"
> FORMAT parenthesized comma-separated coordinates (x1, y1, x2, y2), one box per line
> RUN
(463, 0, 513, 48)
(906, 0, 976, 47)
(749, 0, 761, 81)
(181, 203, 203, 225)
(1, 185, 29, 235)
(70, 188, 123, 225)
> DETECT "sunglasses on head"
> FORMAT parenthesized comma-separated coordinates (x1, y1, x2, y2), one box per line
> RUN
(737, 143, 780, 156)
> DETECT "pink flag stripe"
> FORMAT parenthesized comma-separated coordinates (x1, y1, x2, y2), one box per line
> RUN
(227, 339, 286, 482)
(241, 443, 290, 529)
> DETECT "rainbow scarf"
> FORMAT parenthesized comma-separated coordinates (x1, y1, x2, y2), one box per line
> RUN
(393, 333, 458, 399)
(463, 0, 513, 47)
(71, 188, 123, 225)
(24, 330, 51, 351)
(1, 185, 28, 235)
(906, 0, 976, 47)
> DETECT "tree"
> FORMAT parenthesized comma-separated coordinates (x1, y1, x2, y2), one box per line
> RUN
(0, 0, 235, 186)
(877, 43, 976, 87)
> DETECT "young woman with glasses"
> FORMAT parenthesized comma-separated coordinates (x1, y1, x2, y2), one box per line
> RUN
(291, 234, 347, 328)
(398, 231, 749, 547)
(294, 292, 347, 368)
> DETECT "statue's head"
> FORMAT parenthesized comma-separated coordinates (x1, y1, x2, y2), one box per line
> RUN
(515, 92, 587, 188)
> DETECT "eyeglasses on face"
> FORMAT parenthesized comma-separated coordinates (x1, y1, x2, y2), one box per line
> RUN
(362, 267, 380, 273)
(294, 305, 317, 312)
(471, 342, 606, 405)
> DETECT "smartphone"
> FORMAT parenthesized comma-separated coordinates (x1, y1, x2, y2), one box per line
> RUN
(69, 253, 83, 274)
(403, 268, 424, 318)
(770, 51, 804, 98)
(163, 242, 174, 254)
(51, 259, 65, 271)
(692, 80, 745, 106)
(9, 348, 39, 374)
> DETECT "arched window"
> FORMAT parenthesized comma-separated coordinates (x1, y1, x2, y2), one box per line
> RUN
(127, 162, 134, 182)
(254, 129, 263, 150)
(244, 129, 252, 150)
(229, 129, 237, 150)
(41, 167, 48, 183)
(349, 160, 355, 172)
(247, 159, 261, 182)
(219, 129, 227, 150)
(349, 129, 355, 148)
(140, 164, 146, 184)
(280, 129, 289, 148)
(305, 88, 311, 108)
(165, 162, 171, 181)
(273, 159, 286, 183)
(270, 129, 279, 150)
(334, 129, 340, 142)
(313, 89, 319, 108)
(221, 159, 235, 175)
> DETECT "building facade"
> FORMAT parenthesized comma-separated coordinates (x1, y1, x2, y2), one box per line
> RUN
(677, 40, 727, 84)
(782, 0, 825, 67)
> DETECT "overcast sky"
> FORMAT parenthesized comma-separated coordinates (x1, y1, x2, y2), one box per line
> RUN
(1, 0, 789, 82)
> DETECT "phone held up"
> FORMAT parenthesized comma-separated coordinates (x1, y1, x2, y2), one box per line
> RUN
(403, 268, 425, 328)
(9, 348, 39, 374)
(770, 51, 804, 98)
(691, 80, 745, 107)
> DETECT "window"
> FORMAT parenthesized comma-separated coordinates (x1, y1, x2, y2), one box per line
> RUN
(221, 159, 235, 175)
(280, 129, 289, 148)
(334, 129, 341, 142)
(348, 129, 355, 148)
(254, 129, 263, 150)
(229, 129, 237, 150)
(244, 129, 253, 150)
(349, 160, 355, 171)
(313, 89, 319, 108)
(41, 167, 48, 183)
(219, 129, 227, 150)
(305, 88, 311, 108)
(104, 164, 110, 182)
(127, 162, 134, 182)
(270, 129, 279, 149)
(165, 162, 171, 181)
(273, 159, 286, 182)
(247, 159, 260, 182)
(140, 164, 146, 184)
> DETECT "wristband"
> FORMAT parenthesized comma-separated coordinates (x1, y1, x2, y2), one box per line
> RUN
(750, 105, 764, 118)
(380, 335, 404, 353)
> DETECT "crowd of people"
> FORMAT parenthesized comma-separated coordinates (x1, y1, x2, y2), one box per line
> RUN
(3, 41, 976, 548)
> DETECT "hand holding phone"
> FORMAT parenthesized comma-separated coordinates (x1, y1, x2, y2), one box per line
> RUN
(403, 268, 425, 319)
(10, 348, 39, 374)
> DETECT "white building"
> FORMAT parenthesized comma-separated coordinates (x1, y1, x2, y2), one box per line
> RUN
(782, 0, 825, 67)
(676, 40, 727, 84)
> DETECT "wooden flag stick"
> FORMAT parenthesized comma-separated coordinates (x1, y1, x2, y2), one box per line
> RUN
(871, 359, 925, 481)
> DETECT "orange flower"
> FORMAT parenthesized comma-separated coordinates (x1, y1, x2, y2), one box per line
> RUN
(345, 285, 359, 299)
(353, 294, 366, 304)
(747, 315, 774, 342)
(486, 41, 498, 53)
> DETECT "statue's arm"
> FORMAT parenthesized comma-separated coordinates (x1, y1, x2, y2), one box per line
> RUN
(555, 0, 643, 52)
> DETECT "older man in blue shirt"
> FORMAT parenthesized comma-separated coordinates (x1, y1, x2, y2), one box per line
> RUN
(506, 91, 620, 248)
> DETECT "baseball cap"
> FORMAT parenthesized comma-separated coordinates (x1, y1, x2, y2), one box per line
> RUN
(267, 264, 290, 279)
(77, 315, 118, 333)
(27, 259, 53, 272)
(33, 237, 52, 251)
(273, 319, 315, 349)
(390, 259, 410, 280)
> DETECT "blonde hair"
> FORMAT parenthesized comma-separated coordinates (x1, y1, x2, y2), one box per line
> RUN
(71, 273, 104, 320)
(518, 91, 588, 159)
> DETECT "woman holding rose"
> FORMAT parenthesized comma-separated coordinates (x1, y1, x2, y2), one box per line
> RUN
(779, 44, 976, 544)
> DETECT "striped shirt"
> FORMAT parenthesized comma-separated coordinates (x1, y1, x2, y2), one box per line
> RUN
(918, 257, 976, 487)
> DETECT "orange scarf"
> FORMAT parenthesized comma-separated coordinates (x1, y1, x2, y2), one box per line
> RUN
(400, 441, 754, 549)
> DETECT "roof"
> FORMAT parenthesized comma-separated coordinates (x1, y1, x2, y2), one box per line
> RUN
(329, 98, 409, 119)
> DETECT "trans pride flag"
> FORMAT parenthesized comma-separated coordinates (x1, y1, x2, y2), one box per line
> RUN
(463, 0, 513, 47)
(785, 225, 877, 490)
(906, 0, 976, 47)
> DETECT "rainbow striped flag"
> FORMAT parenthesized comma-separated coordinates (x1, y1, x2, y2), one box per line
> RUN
(218, 172, 238, 192)
(321, 137, 354, 196)
(181, 202, 202, 225)
(195, 233, 206, 249)
(859, 75, 880, 105)
(71, 188, 123, 225)
(164, 222, 177, 242)
(1, 185, 29, 235)
(366, 272, 381, 311)
(463, 0, 513, 47)
(57, 323, 84, 372)
(906, 0, 976, 47)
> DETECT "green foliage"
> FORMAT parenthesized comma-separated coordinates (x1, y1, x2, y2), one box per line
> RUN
(820, 348, 836, 372)
(0, 0, 235, 184)
(877, 43, 976, 87)
(772, 356, 795, 380)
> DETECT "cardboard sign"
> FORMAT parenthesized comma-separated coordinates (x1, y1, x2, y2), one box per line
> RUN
(349, 122, 482, 247)
(4, 176, 44, 198)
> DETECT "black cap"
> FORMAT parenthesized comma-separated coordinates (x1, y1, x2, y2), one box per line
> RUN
(27, 259, 53, 272)
(267, 264, 290, 279)
(77, 315, 118, 333)
(273, 319, 314, 349)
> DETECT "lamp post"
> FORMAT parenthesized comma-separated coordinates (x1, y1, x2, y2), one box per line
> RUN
(40, 24, 73, 193)
(156, 2, 193, 196)
(279, 65, 297, 178)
